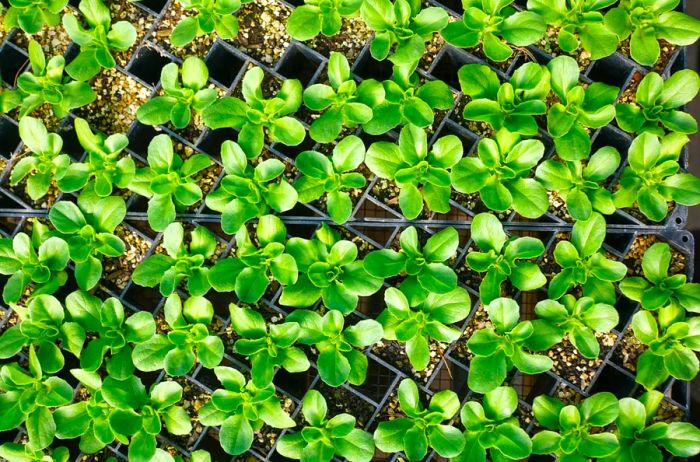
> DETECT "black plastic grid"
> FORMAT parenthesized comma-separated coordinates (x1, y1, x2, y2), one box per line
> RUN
(0, 0, 696, 460)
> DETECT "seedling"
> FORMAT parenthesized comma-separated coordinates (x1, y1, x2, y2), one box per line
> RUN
(613, 132, 700, 222)
(631, 310, 700, 390)
(209, 215, 298, 303)
(620, 242, 700, 314)
(361, 0, 449, 66)
(129, 134, 211, 231)
(132, 222, 217, 296)
(10, 116, 71, 201)
(65, 290, 155, 379)
(202, 67, 304, 157)
(616, 69, 700, 135)
(132, 294, 223, 376)
(546, 56, 618, 160)
(287, 309, 383, 386)
(456, 386, 532, 462)
(548, 212, 627, 304)
(136, 57, 218, 129)
(48, 192, 126, 290)
(230, 305, 310, 386)
(209, 143, 296, 234)
(373, 378, 464, 461)
(280, 224, 383, 313)
(3, 0, 68, 34)
(287, 0, 363, 41)
(63, 0, 137, 81)
(303, 52, 385, 143)
(294, 135, 367, 224)
(378, 286, 470, 370)
(10, 41, 96, 118)
(536, 146, 620, 221)
(442, 0, 545, 62)
(528, 0, 620, 59)
(0, 230, 69, 304)
(466, 213, 546, 304)
(170, 0, 242, 46)
(198, 366, 295, 455)
(458, 62, 550, 135)
(364, 226, 459, 294)
(467, 297, 553, 393)
(451, 129, 548, 218)
(526, 295, 619, 359)
(365, 124, 462, 219)
(532, 392, 620, 460)
(277, 390, 375, 462)
(363, 65, 454, 134)
(605, 0, 700, 66)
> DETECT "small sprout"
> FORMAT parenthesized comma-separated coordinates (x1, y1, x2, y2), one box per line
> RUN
(287, 0, 363, 41)
(170, 0, 242, 47)
(3, 0, 68, 35)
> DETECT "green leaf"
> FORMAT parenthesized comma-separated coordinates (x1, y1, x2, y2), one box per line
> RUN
(220, 414, 254, 455)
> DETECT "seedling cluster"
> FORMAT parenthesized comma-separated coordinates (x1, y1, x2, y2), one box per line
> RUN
(1, 0, 700, 461)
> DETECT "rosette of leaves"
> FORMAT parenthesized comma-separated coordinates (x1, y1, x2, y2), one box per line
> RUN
(527, 0, 621, 59)
(280, 224, 383, 313)
(466, 213, 546, 304)
(129, 134, 212, 231)
(202, 66, 304, 157)
(526, 295, 619, 359)
(0, 346, 73, 450)
(277, 390, 376, 462)
(198, 366, 295, 455)
(605, 0, 700, 66)
(62, 0, 137, 81)
(170, 0, 242, 47)
(603, 391, 700, 461)
(361, 0, 449, 66)
(613, 132, 700, 222)
(303, 52, 385, 142)
(294, 135, 367, 224)
(58, 118, 135, 197)
(204, 140, 297, 234)
(365, 124, 462, 219)
(631, 310, 700, 390)
(531, 392, 620, 460)
(209, 215, 298, 303)
(3, 0, 68, 34)
(132, 222, 216, 296)
(133, 294, 223, 376)
(136, 57, 217, 129)
(548, 212, 627, 304)
(546, 56, 619, 160)
(363, 64, 454, 134)
(616, 69, 700, 135)
(378, 286, 470, 370)
(287, 0, 363, 41)
(10, 116, 71, 201)
(373, 379, 464, 461)
(0, 294, 84, 373)
(0, 231, 69, 304)
(6, 40, 96, 118)
(229, 305, 310, 386)
(620, 242, 700, 314)
(65, 290, 155, 380)
(451, 129, 548, 218)
(467, 298, 553, 393)
(48, 192, 126, 290)
(55, 370, 192, 462)
(364, 226, 459, 294)
(0, 444, 69, 462)
(442, 0, 545, 62)
(458, 62, 550, 135)
(455, 386, 532, 462)
(535, 145, 620, 220)
(286, 309, 383, 386)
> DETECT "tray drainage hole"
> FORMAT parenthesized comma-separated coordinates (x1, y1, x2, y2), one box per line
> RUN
(676, 217, 683, 225)
(682, 235, 689, 243)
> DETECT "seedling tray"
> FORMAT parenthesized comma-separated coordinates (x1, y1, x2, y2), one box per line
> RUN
(0, 0, 697, 460)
